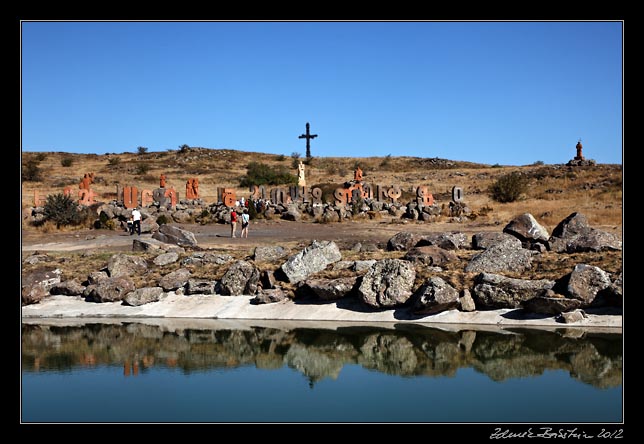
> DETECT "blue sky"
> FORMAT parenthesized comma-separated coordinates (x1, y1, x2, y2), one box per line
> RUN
(21, 21, 623, 165)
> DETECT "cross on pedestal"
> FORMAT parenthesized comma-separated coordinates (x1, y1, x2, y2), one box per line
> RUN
(298, 122, 318, 158)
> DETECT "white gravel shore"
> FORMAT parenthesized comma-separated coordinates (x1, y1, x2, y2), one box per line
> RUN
(21, 293, 623, 333)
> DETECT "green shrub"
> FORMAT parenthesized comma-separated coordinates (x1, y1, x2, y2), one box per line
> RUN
(239, 162, 297, 187)
(489, 172, 528, 203)
(61, 156, 74, 167)
(135, 163, 150, 175)
(94, 211, 116, 230)
(43, 193, 82, 228)
(22, 159, 43, 181)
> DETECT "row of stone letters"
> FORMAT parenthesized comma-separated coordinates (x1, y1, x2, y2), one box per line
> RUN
(34, 183, 462, 209)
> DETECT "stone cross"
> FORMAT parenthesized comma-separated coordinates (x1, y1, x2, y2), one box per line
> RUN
(298, 122, 317, 159)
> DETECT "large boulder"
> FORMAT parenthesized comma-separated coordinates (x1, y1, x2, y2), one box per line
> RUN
(465, 237, 533, 274)
(416, 232, 469, 250)
(302, 277, 359, 301)
(185, 279, 216, 295)
(86, 276, 136, 302)
(153, 252, 179, 266)
(181, 252, 233, 266)
(386, 232, 424, 251)
(123, 287, 164, 306)
(412, 277, 460, 315)
(253, 246, 289, 262)
(503, 213, 549, 245)
(50, 278, 85, 296)
(158, 268, 191, 291)
(107, 254, 148, 278)
(471, 232, 515, 250)
(280, 240, 342, 284)
(472, 273, 555, 309)
(251, 287, 290, 304)
(21, 266, 62, 305)
(220, 260, 261, 295)
(565, 264, 612, 306)
(523, 295, 583, 315)
(403, 246, 457, 267)
(152, 224, 198, 247)
(357, 259, 416, 308)
(548, 212, 621, 253)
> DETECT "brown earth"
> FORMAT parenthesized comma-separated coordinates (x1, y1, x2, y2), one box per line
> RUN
(21, 148, 623, 294)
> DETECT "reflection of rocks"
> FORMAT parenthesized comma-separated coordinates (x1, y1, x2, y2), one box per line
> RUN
(359, 334, 419, 376)
(21, 322, 622, 389)
(285, 344, 344, 384)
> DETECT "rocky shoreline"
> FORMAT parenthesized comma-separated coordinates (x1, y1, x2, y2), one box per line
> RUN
(21, 211, 622, 330)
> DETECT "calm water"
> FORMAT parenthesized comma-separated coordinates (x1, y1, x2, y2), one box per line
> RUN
(21, 320, 622, 423)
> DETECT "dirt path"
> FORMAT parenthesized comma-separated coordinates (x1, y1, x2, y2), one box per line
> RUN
(21, 217, 622, 254)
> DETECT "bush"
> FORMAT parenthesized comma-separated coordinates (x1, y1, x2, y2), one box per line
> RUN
(60, 156, 74, 167)
(137, 146, 148, 155)
(276, 154, 286, 161)
(22, 159, 43, 181)
(380, 154, 392, 167)
(239, 162, 297, 187)
(489, 172, 528, 203)
(35, 153, 47, 162)
(179, 144, 190, 153)
(135, 163, 150, 175)
(107, 157, 121, 166)
(43, 193, 82, 228)
(532, 160, 545, 166)
(156, 214, 170, 225)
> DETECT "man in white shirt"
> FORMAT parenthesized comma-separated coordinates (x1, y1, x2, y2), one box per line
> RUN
(131, 207, 142, 236)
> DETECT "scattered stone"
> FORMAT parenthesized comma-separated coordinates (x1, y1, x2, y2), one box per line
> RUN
(159, 268, 191, 292)
(357, 259, 416, 308)
(280, 240, 342, 284)
(412, 277, 460, 315)
(220, 260, 260, 296)
(124, 287, 164, 306)
(472, 273, 555, 309)
(153, 252, 179, 266)
(302, 277, 358, 301)
(107, 254, 148, 278)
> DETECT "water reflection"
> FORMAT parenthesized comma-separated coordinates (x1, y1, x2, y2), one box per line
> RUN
(21, 320, 622, 389)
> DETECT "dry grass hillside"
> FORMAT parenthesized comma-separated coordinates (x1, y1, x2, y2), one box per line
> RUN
(21, 147, 622, 235)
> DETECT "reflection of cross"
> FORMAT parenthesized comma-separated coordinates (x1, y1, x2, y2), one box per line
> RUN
(298, 122, 318, 158)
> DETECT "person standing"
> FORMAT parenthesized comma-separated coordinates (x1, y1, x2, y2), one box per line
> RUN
(230, 209, 238, 238)
(241, 208, 250, 238)
(131, 207, 142, 236)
